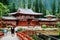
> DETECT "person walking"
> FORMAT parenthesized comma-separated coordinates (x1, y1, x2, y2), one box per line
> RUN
(3, 28, 8, 36)
(11, 27, 15, 36)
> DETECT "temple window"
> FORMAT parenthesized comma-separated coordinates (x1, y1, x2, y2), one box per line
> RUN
(31, 16, 35, 18)
(21, 15, 25, 18)
(25, 15, 29, 18)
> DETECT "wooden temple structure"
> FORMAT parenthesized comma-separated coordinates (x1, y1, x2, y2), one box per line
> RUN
(0, 8, 59, 28)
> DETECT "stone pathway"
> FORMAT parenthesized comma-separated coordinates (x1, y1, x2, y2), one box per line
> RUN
(0, 32, 19, 40)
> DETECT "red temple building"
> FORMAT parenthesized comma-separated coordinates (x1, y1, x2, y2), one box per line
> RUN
(1, 8, 60, 28)
(1, 8, 42, 27)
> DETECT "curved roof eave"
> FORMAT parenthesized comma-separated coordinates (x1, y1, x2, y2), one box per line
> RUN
(9, 12, 43, 16)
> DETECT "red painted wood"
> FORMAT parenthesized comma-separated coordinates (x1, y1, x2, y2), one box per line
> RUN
(0, 32, 4, 38)
(17, 32, 34, 40)
(18, 21, 37, 26)
(18, 21, 28, 26)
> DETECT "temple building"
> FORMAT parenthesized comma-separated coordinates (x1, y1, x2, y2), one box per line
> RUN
(1, 8, 59, 28)
(38, 15, 57, 27)
(1, 8, 42, 27)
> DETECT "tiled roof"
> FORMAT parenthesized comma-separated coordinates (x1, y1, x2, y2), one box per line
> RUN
(38, 18, 57, 21)
(45, 15, 56, 17)
(9, 12, 16, 15)
(9, 8, 42, 15)
(2, 16, 17, 20)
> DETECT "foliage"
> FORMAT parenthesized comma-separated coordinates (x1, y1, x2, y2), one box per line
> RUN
(42, 24, 47, 30)
(42, 24, 47, 28)
(0, 0, 60, 17)
(0, 2, 9, 18)
(0, 0, 8, 5)
(18, 28, 23, 32)
(31, 35, 40, 40)
(55, 13, 60, 19)
(51, 0, 56, 15)
(56, 22, 60, 28)
(58, 1, 60, 13)
(46, 10, 51, 15)
(8, 3, 16, 12)
(0, 28, 3, 32)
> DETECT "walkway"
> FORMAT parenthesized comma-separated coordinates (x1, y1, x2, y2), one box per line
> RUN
(0, 31, 19, 40)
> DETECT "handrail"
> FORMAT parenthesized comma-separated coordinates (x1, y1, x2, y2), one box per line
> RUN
(44, 34, 59, 40)
(17, 32, 34, 40)
(38, 33, 59, 40)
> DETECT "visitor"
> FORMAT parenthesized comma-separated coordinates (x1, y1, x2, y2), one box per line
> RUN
(3, 28, 8, 36)
(11, 27, 15, 36)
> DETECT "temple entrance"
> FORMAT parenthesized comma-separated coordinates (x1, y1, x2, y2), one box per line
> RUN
(18, 19, 37, 27)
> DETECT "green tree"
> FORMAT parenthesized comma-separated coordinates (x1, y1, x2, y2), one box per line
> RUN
(8, 3, 16, 12)
(46, 10, 51, 15)
(55, 13, 60, 19)
(51, 0, 56, 15)
(35, 0, 39, 12)
(42, 0, 46, 17)
(0, 0, 8, 5)
(58, 0, 60, 13)
(0, 2, 9, 18)
(39, 0, 43, 13)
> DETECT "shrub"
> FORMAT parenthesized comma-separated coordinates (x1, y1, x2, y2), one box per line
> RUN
(55, 13, 60, 19)
(42, 24, 47, 28)
(31, 35, 40, 40)
(0, 28, 3, 32)
(56, 22, 60, 28)
(18, 28, 23, 32)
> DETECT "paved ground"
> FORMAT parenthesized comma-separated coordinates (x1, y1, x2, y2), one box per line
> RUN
(0, 31, 19, 40)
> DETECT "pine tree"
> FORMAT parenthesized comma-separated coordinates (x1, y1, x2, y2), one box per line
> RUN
(51, 0, 56, 15)
(58, 0, 60, 13)
(0, 2, 9, 17)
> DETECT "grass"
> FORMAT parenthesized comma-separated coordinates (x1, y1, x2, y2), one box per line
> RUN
(30, 35, 40, 40)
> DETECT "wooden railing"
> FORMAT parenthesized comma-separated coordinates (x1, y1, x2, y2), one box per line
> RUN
(17, 32, 34, 40)
(38, 33, 60, 40)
